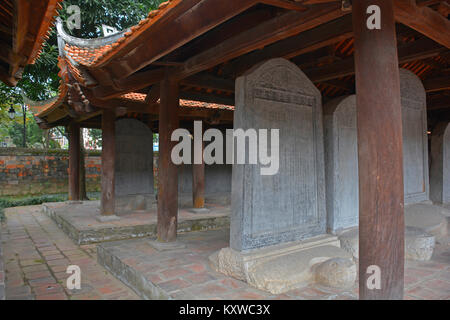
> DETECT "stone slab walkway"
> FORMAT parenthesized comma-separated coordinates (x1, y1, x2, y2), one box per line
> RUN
(98, 228, 450, 300)
(0, 205, 140, 300)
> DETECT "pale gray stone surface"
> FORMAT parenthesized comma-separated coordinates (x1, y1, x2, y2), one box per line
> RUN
(210, 235, 353, 294)
(400, 69, 429, 204)
(115, 119, 155, 212)
(178, 164, 232, 194)
(313, 257, 357, 289)
(323, 96, 358, 232)
(232, 58, 326, 251)
(405, 227, 435, 261)
(148, 240, 187, 251)
(430, 122, 450, 205)
(337, 227, 359, 259)
(405, 203, 448, 239)
(96, 215, 120, 222)
(338, 225, 436, 261)
(323, 69, 429, 232)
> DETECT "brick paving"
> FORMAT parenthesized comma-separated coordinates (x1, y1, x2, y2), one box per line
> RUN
(98, 227, 450, 300)
(0, 205, 139, 300)
(1, 204, 449, 300)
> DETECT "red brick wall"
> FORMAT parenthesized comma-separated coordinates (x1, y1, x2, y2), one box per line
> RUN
(0, 148, 101, 197)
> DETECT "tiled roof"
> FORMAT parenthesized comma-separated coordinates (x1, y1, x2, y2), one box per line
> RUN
(62, 0, 179, 68)
(65, 43, 114, 67)
(29, 0, 64, 64)
(28, 88, 234, 120)
(119, 92, 235, 110)
(26, 57, 69, 117)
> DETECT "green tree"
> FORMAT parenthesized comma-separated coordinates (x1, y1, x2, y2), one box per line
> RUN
(87, 128, 102, 149)
(0, 0, 163, 149)
(0, 0, 163, 103)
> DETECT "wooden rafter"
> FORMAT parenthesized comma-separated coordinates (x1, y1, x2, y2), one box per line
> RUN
(395, 0, 450, 49)
(222, 14, 353, 78)
(424, 76, 450, 92)
(105, 0, 258, 79)
(304, 38, 446, 83)
(260, 0, 308, 11)
(173, 2, 347, 80)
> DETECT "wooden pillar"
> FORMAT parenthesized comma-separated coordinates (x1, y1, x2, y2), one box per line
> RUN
(157, 74, 179, 242)
(353, 1, 405, 299)
(68, 122, 80, 201)
(101, 109, 116, 216)
(192, 122, 205, 209)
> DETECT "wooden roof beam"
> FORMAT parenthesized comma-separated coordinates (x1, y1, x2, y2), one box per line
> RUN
(106, 0, 258, 80)
(181, 74, 235, 93)
(424, 76, 450, 92)
(173, 2, 347, 81)
(222, 14, 353, 78)
(145, 84, 161, 104)
(166, 7, 276, 62)
(394, 0, 450, 49)
(91, 68, 165, 100)
(180, 91, 235, 106)
(427, 95, 450, 110)
(305, 37, 445, 82)
(12, 0, 30, 55)
(260, 0, 308, 11)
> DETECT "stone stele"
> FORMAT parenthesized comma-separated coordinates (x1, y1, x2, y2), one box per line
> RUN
(323, 95, 358, 232)
(430, 122, 450, 205)
(115, 118, 155, 212)
(211, 58, 354, 294)
(323, 69, 432, 234)
(400, 68, 430, 204)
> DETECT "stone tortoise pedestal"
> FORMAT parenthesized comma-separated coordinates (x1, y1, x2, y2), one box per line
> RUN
(210, 235, 355, 294)
(338, 203, 449, 261)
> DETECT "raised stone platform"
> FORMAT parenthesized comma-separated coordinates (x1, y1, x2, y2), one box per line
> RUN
(43, 201, 229, 245)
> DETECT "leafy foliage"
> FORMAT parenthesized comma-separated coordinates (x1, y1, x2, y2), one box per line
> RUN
(0, 0, 163, 148)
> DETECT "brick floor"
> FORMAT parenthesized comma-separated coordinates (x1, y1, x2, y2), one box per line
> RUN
(1, 205, 449, 300)
(0, 205, 139, 300)
(98, 228, 450, 300)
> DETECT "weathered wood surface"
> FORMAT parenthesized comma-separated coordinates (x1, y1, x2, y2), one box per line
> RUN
(101, 109, 116, 216)
(157, 74, 180, 242)
(395, 0, 450, 49)
(68, 121, 80, 201)
(353, 0, 405, 300)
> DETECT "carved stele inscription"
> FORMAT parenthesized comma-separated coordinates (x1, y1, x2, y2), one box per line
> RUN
(231, 58, 326, 251)
(400, 68, 429, 204)
(115, 119, 154, 197)
(322, 69, 429, 233)
(444, 124, 450, 204)
(323, 95, 358, 233)
(430, 122, 450, 204)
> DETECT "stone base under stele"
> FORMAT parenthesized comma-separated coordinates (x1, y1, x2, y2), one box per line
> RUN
(188, 208, 211, 214)
(148, 240, 187, 252)
(209, 235, 356, 294)
(95, 215, 121, 222)
(338, 226, 436, 261)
